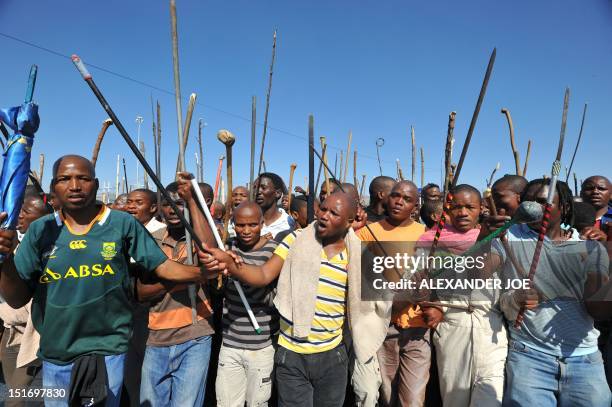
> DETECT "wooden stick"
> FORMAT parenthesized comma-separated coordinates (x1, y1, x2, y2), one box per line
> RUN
(156, 101, 162, 183)
(522, 139, 531, 177)
(307, 115, 315, 222)
(338, 150, 344, 183)
(359, 174, 366, 202)
(212, 155, 224, 213)
(566, 103, 588, 182)
(115, 154, 120, 199)
(198, 118, 204, 183)
(353, 150, 358, 188)
(287, 163, 297, 210)
(411, 126, 416, 182)
(217, 130, 236, 242)
(250, 95, 256, 199)
(122, 158, 128, 193)
(573, 172, 578, 196)
(420, 147, 425, 189)
(322, 137, 331, 198)
(501, 108, 521, 176)
(334, 152, 338, 178)
(139, 140, 148, 189)
(257, 29, 277, 176)
(175, 93, 197, 174)
(91, 118, 113, 167)
(38, 154, 45, 184)
(396, 159, 404, 180)
(343, 130, 352, 183)
(443, 112, 456, 195)
(315, 142, 327, 195)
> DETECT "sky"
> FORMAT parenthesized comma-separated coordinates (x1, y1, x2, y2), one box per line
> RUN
(0, 0, 610, 198)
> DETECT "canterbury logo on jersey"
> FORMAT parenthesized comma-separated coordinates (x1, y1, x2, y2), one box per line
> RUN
(38, 264, 115, 283)
(69, 240, 87, 250)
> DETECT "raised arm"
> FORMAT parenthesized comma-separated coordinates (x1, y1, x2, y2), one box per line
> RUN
(177, 172, 217, 250)
(0, 216, 33, 308)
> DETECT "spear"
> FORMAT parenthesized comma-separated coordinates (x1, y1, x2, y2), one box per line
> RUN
(115, 154, 120, 198)
(257, 29, 277, 176)
(314, 141, 327, 195)
(431, 48, 497, 260)
(343, 130, 352, 183)
(411, 126, 416, 182)
(338, 150, 344, 183)
(565, 103, 587, 182)
(175, 93, 197, 174)
(334, 152, 338, 178)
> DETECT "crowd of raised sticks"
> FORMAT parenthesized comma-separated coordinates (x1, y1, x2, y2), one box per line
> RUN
(0, 154, 610, 407)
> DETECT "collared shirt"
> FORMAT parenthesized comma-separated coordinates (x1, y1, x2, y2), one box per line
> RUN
(274, 230, 348, 354)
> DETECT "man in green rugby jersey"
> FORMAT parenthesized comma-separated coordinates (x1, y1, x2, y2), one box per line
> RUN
(0, 155, 214, 407)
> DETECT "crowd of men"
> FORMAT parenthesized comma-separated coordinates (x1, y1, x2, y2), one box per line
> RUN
(0, 153, 610, 407)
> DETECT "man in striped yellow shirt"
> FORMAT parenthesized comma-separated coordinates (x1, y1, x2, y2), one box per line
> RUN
(201, 192, 361, 406)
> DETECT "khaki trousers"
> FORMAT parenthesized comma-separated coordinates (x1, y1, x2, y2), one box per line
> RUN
(216, 344, 275, 407)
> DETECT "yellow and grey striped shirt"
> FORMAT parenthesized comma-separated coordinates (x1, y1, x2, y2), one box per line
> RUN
(274, 230, 348, 354)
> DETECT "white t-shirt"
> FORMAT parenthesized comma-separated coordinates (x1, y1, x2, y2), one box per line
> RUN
(261, 208, 295, 240)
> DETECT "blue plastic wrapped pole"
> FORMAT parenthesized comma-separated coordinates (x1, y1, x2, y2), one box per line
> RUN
(0, 65, 39, 260)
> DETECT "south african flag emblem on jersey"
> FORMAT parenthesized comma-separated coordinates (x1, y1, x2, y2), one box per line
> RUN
(101, 242, 117, 260)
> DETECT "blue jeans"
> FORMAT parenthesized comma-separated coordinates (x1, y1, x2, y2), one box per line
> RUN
(140, 335, 212, 407)
(42, 353, 125, 407)
(503, 340, 611, 407)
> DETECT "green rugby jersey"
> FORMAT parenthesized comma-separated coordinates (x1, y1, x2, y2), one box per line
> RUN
(14, 205, 167, 365)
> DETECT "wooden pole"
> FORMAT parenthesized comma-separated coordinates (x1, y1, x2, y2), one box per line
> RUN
(573, 172, 578, 196)
(359, 174, 366, 202)
(287, 163, 297, 210)
(321, 137, 331, 199)
(522, 139, 532, 177)
(175, 93, 197, 174)
(444, 112, 456, 195)
(566, 103, 588, 182)
(198, 119, 204, 182)
(38, 154, 45, 184)
(353, 150, 357, 187)
(501, 108, 521, 176)
(338, 150, 344, 183)
(420, 147, 425, 188)
(257, 29, 278, 176)
(396, 159, 404, 180)
(140, 140, 148, 189)
(170, 0, 197, 321)
(334, 152, 338, 179)
(307, 115, 315, 222)
(411, 126, 416, 182)
(115, 154, 120, 199)
(315, 141, 327, 195)
(91, 118, 113, 168)
(156, 101, 162, 182)
(250, 96, 256, 199)
(343, 130, 352, 183)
